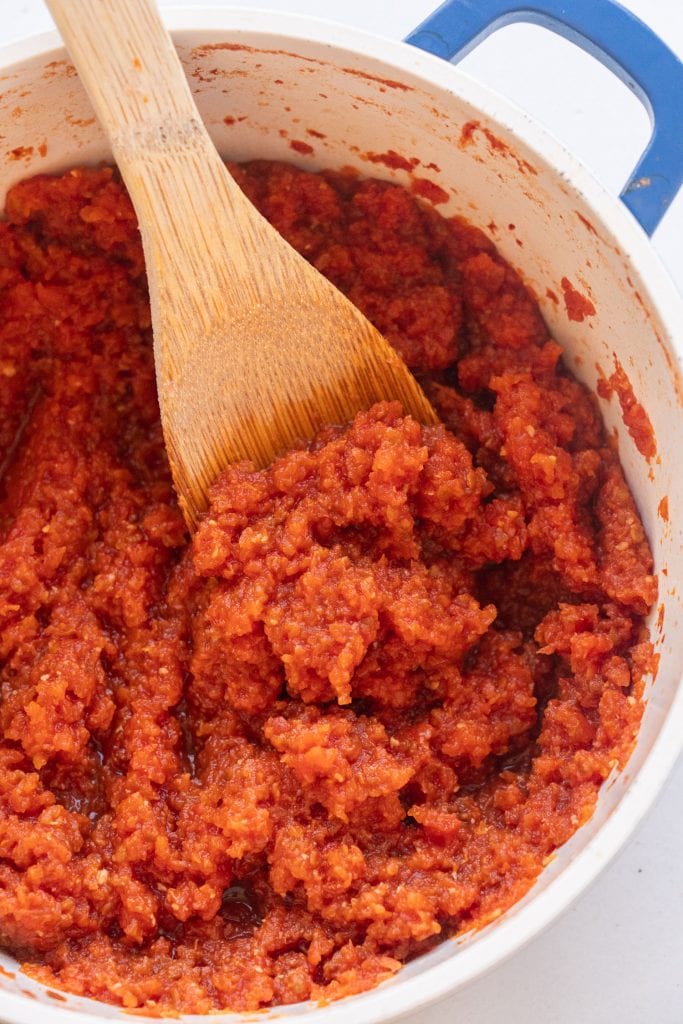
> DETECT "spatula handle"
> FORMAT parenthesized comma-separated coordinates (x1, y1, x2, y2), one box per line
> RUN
(45, 0, 201, 155)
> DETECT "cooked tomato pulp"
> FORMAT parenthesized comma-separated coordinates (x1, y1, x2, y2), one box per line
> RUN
(0, 161, 655, 1012)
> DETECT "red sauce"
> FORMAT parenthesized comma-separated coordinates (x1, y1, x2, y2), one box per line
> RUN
(658, 496, 669, 521)
(482, 127, 508, 154)
(459, 121, 537, 176)
(365, 149, 418, 172)
(357, 153, 449, 207)
(193, 46, 413, 92)
(340, 67, 411, 91)
(561, 277, 596, 322)
(192, 42, 320, 65)
(633, 289, 647, 314)
(289, 140, 314, 156)
(575, 211, 599, 237)
(459, 119, 479, 146)
(656, 604, 665, 632)
(597, 358, 656, 460)
(0, 161, 655, 1014)
(410, 177, 449, 205)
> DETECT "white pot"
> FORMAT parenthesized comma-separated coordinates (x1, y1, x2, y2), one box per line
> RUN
(0, 7, 681, 1023)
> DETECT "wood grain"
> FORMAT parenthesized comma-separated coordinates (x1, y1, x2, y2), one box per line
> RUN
(45, 0, 437, 528)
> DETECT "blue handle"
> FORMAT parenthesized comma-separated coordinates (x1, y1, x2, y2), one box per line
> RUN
(405, 0, 683, 236)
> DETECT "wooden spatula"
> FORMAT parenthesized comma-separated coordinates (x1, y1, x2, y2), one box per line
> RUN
(45, 0, 437, 528)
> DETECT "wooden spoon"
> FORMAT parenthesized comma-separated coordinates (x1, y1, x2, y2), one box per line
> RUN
(45, 0, 437, 528)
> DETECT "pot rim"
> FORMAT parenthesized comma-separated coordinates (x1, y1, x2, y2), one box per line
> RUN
(0, 9, 682, 1024)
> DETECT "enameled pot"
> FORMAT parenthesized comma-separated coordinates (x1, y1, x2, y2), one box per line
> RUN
(0, 2, 681, 1021)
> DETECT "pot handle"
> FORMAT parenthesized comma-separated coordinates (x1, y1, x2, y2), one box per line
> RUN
(405, 0, 683, 236)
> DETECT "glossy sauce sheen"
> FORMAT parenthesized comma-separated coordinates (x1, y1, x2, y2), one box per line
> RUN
(0, 162, 656, 1013)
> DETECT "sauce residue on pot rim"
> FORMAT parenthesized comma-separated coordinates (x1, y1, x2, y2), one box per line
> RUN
(560, 276, 597, 323)
(597, 357, 657, 460)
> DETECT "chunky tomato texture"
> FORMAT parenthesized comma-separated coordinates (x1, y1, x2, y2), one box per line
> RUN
(0, 162, 655, 1013)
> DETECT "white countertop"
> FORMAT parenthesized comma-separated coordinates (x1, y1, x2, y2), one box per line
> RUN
(5, 0, 683, 1021)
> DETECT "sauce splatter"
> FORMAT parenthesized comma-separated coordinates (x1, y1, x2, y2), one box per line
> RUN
(365, 149, 418, 172)
(597, 357, 656, 460)
(658, 496, 669, 522)
(340, 67, 411, 90)
(64, 115, 97, 128)
(561, 277, 596, 322)
(656, 604, 665, 632)
(575, 211, 599, 237)
(410, 178, 449, 205)
(8, 145, 33, 161)
(289, 139, 314, 156)
(459, 120, 537, 176)
(459, 120, 478, 146)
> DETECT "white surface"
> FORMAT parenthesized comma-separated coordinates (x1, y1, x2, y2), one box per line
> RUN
(3, 1, 683, 1022)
